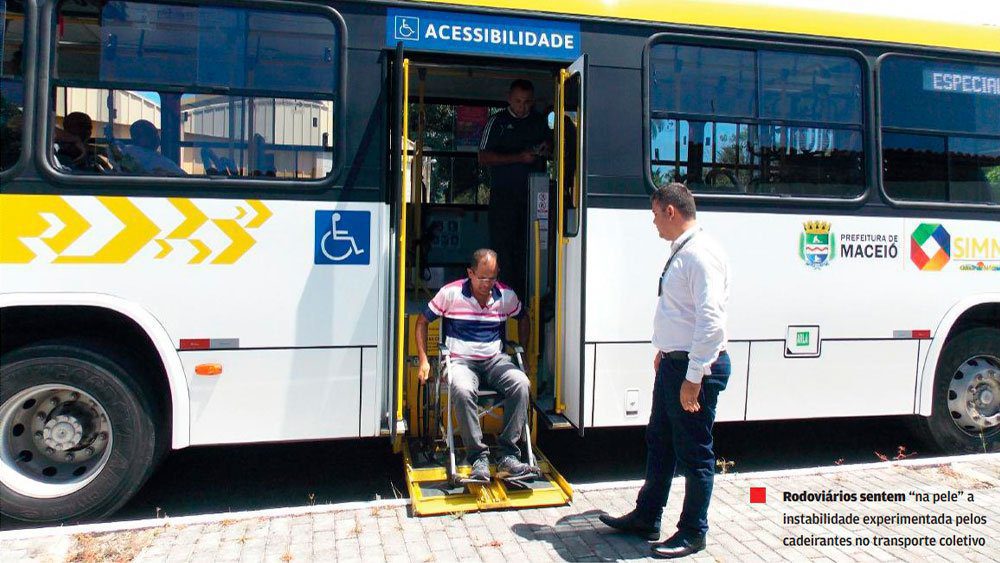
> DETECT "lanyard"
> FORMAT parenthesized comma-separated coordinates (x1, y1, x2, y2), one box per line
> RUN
(657, 230, 698, 297)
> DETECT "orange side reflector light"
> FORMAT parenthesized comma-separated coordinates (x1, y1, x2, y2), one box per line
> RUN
(195, 363, 223, 376)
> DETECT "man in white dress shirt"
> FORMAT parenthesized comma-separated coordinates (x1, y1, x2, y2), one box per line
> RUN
(600, 182, 732, 559)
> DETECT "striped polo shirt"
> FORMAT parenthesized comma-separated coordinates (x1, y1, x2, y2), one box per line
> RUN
(423, 278, 525, 360)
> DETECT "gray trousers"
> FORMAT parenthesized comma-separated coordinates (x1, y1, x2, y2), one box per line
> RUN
(449, 354, 530, 463)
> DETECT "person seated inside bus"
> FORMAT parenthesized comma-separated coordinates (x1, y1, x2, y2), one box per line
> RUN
(116, 119, 186, 176)
(414, 248, 538, 484)
(251, 133, 276, 177)
(54, 112, 111, 173)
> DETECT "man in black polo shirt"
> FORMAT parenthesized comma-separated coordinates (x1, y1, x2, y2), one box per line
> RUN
(478, 79, 551, 300)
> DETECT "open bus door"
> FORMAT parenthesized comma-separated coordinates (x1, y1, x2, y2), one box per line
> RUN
(396, 56, 573, 516)
(389, 44, 409, 449)
(554, 54, 587, 435)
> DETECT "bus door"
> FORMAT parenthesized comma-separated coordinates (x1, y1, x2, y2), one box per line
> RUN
(389, 44, 410, 445)
(554, 55, 587, 434)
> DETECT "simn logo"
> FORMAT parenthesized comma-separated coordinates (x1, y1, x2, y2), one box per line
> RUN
(799, 220, 835, 269)
(911, 223, 950, 271)
(315, 210, 370, 265)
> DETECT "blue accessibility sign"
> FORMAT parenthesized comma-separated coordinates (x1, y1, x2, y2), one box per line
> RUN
(386, 8, 580, 61)
(315, 210, 370, 265)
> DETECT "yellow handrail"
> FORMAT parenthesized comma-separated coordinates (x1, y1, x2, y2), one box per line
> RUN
(395, 59, 410, 425)
(531, 219, 541, 388)
(554, 69, 567, 414)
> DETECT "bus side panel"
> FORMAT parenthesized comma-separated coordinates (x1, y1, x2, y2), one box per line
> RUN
(361, 346, 383, 437)
(746, 340, 918, 420)
(583, 208, 1000, 427)
(590, 342, 749, 426)
(1, 196, 386, 443)
(584, 208, 661, 344)
(183, 348, 362, 445)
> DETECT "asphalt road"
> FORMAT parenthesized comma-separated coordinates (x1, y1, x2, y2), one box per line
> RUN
(1, 414, 941, 531)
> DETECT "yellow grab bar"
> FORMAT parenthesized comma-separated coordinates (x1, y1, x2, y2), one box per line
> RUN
(395, 59, 410, 424)
(554, 69, 568, 414)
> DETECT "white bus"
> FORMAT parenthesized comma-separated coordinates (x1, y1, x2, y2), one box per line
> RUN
(1, 0, 997, 523)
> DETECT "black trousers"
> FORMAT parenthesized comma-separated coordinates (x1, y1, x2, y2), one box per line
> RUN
(635, 351, 731, 537)
(488, 203, 528, 300)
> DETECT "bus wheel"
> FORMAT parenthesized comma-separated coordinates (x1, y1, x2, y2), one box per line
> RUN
(0, 344, 157, 523)
(922, 328, 1000, 454)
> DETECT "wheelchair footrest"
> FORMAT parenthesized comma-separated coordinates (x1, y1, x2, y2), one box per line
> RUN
(496, 466, 542, 482)
(459, 474, 491, 485)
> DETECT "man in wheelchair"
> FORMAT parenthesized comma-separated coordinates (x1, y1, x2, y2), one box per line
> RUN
(415, 249, 539, 485)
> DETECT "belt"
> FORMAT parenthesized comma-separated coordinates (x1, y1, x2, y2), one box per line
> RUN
(660, 351, 688, 360)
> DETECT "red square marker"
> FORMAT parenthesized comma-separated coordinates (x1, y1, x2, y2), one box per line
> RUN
(750, 487, 766, 504)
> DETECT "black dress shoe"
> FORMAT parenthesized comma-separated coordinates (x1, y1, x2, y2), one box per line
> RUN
(597, 510, 661, 541)
(651, 533, 706, 559)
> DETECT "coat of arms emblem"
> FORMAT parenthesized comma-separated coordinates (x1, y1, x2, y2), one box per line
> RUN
(799, 220, 835, 269)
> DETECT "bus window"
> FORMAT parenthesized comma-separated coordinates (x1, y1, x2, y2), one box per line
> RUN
(1, 0, 25, 171)
(648, 42, 865, 197)
(52, 0, 340, 181)
(880, 56, 1000, 205)
(408, 102, 496, 205)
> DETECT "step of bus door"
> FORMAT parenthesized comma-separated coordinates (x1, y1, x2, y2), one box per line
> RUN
(401, 438, 573, 517)
(533, 399, 573, 430)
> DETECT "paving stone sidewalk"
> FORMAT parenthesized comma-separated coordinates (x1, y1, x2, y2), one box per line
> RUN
(2, 454, 997, 562)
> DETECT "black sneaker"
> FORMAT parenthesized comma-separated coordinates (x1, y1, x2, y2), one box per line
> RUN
(496, 455, 538, 480)
(598, 510, 661, 541)
(463, 456, 491, 484)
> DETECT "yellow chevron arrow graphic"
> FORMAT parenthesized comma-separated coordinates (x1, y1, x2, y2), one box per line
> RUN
(236, 206, 246, 220)
(189, 239, 211, 264)
(211, 218, 256, 265)
(245, 200, 272, 229)
(0, 195, 91, 263)
(55, 197, 159, 264)
(155, 239, 173, 259)
(167, 198, 209, 239)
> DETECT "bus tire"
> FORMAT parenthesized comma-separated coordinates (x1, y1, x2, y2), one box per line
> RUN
(919, 328, 1000, 454)
(0, 343, 157, 523)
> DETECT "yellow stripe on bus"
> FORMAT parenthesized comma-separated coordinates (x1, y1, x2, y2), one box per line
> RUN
(417, 0, 1000, 53)
(0, 194, 272, 265)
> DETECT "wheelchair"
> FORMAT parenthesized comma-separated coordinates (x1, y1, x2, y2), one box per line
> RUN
(423, 335, 539, 489)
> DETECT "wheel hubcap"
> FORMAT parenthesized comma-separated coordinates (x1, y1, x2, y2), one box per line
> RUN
(947, 356, 1000, 435)
(0, 385, 113, 498)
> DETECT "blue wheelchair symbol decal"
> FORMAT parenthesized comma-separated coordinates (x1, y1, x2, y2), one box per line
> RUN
(315, 210, 370, 265)
(394, 16, 420, 41)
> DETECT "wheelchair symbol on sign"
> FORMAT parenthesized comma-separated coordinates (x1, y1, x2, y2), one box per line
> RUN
(394, 16, 419, 41)
(321, 213, 365, 261)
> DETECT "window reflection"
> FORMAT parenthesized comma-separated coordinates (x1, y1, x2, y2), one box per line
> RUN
(759, 51, 862, 124)
(880, 56, 1000, 204)
(883, 133, 1000, 203)
(52, 87, 334, 179)
(51, 0, 338, 180)
(649, 43, 865, 198)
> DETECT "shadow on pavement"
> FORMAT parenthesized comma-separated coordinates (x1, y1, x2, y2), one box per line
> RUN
(512, 509, 652, 561)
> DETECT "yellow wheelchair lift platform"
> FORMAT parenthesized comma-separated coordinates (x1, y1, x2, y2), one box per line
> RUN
(402, 439, 573, 517)
(398, 315, 573, 516)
